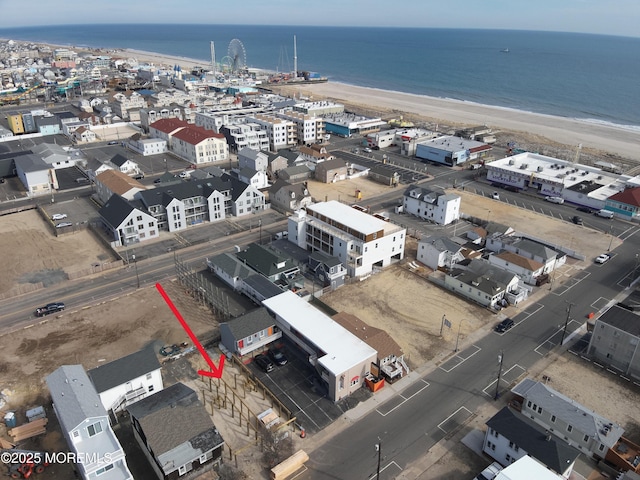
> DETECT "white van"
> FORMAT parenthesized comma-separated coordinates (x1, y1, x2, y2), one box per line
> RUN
(596, 209, 614, 219)
(545, 196, 565, 204)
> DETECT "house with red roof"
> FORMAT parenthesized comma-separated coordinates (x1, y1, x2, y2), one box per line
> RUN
(605, 186, 640, 219)
(148, 118, 189, 144)
(171, 125, 229, 165)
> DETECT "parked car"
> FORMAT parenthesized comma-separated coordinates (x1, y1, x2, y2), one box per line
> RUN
(153, 178, 163, 184)
(491, 192, 500, 200)
(55, 222, 73, 228)
(495, 318, 515, 333)
(179, 171, 190, 178)
(132, 173, 145, 180)
(268, 347, 288, 366)
(51, 213, 67, 220)
(596, 209, 614, 219)
(545, 196, 565, 204)
(35, 302, 65, 317)
(576, 206, 594, 213)
(107, 140, 119, 145)
(595, 253, 611, 264)
(363, 147, 372, 153)
(474, 462, 502, 480)
(571, 216, 583, 225)
(254, 354, 274, 373)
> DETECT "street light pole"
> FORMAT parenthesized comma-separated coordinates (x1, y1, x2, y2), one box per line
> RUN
(455, 320, 463, 352)
(375, 439, 382, 480)
(258, 219, 262, 245)
(494, 350, 504, 400)
(440, 314, 446, 336)
(132, 253, 140, 288)
(560, 302, 575, 346)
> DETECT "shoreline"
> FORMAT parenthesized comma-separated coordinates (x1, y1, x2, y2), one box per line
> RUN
(2, 38, 639, 160)
(278, 81, 640, 160)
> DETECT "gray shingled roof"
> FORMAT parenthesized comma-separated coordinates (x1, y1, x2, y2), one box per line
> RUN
(511, 378, 624, 449)
(242, 274, 285, 299)
(98, 194, 136, 229)
(309, 250, 342, 268)
(597, 305, 640, 337)
(236, 243, 297, 277)
(138, 177, 230, 207)
(209, 253, 254, 280)
(221, 308, 276, 339)
(87, 346, 161, 394)
(46, 365, 106, 431)
(486, 407, 580, 474)
(127, 383, 223, 474)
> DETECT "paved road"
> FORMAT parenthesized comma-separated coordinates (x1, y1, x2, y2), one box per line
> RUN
(302, 234, 640, 479)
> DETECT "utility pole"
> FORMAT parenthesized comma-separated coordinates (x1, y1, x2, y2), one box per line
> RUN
(455, 320, 463, 352)
(494, 350, 504, 400)
(375, 439, 382, 480)
(440, 314, 447, 336)
(132, 252, 140, 289)
(560, 301, 575, 346)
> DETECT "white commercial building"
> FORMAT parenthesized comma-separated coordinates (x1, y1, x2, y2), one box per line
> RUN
(250, 113, 296, 151)
(262, 291, 377, 402)
(288, 201, 406, 277)
(402, 186, 461, 225)
(275, 110, 325, 145)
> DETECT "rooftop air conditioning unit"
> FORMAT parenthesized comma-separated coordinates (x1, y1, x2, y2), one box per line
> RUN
(537, 166, 544, 172)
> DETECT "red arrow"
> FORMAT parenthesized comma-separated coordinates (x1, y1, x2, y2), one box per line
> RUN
(155, 282, 225, 378)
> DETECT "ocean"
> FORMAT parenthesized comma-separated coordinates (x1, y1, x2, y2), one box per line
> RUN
(1, 24, 639, 129)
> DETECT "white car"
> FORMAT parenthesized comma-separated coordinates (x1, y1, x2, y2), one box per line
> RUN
(491, 192, 500, 200)
(545, 196, 565, 204)
(595, 254, 611, 264)
(51, 213, 67, 221)
(179, 171, 190, 178)
(475, 462, 502, 480)
(55, 222, 73, 229)
(363, 147, 372, 153)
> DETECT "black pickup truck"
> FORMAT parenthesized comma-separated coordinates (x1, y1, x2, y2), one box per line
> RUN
(35, 302, 65, 317)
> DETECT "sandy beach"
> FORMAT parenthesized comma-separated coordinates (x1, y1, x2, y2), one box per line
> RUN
(278, 82, 640, 161)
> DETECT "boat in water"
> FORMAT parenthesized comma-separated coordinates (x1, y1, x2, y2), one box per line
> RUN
(501, 48, 510, 53)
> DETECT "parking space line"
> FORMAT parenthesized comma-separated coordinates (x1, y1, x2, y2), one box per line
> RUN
(261, 375, 324, 430)
(367, 461, 403, 480)
(439, 345, 481, 373)
(482, 364, 525, 397)
(437, 406, 472, 433)
(534, 319, 582, 355)
(376, 380, 430, 417)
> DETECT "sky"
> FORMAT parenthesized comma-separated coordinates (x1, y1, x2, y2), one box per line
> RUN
(0, 0, 638, 38)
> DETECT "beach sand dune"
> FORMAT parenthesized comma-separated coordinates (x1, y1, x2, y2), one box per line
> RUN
(278, 82, 640, 161)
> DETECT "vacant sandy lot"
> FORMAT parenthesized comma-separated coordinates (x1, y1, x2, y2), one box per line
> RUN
(0, 210, 114, 295)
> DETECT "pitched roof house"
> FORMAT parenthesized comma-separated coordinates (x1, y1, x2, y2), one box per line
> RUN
(269, 179, 313, 213)
(95, 169, 146, 203)
(606, 186, 640, 219)
(46, 365, 133, 480)
(98, 194, 159, 247)
(127, 382, 224, 479)
(87, 347, 163, 414)
(219, 307, 282, 356)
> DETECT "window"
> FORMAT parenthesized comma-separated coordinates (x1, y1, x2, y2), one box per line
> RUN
(567, 425, 573, 433)
(551, 415, 556, 423)
(87, 422, 102, 437)
(584, 434, 589, 442)
(148, 385, 154, 393)
(508, 441, 514, 449)
(598, 444, 605, 452)
(178, 465, 187, 475)
(537, 406, 542, 414)
(527, 400, 532, 408)
(95, 464, 114, 476)
(146, 373, 152, 380)
(72, 430, 79, 438)
(506, 454, 511, 462)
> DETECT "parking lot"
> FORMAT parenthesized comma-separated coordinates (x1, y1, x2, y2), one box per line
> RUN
(247, 338, 371, 435)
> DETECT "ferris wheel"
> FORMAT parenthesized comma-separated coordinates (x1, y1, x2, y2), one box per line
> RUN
(225, 38, 247, 73)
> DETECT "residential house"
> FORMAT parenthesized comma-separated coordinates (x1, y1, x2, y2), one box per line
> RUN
(488, 251, 546, 286)
(277, 164, 312, 184)
(269, 179, 313, 213)
(494, 456, 564, 480)
(332, 312, 407, 381)
(110, 90, 147, 121)
(206, 252, 255, 291)
(263, 291, 378, 402)
(35, 116, 62, 135)
(73, 126, 97, 143)
(99, 194, 159, 246)
(95, 170, 146, 203)
(237, 166, 269, 190)
(32, 143, 82, 169)
(7, 111, 25, 134)
(148, 118, 190, 144)
(219, 307, 282, 356)
(128, 136, 168, 156)
(87, 346, 163, 414)
(511, 378, 624, 460)
(417, 236, 465, 270)
(403, 186, 461, 226)
(483, 406, 580, 478)
(466, 221, 515, 246)
(217, 122, 270, 153)
(289, 200, 407, 277)
(224, 175, 266, 217)
(136, 177, 230, 232)
(298, 143, 332, 164)
(127, 383, 225, 480)
(108, 154, 140, 176)
(315, 157, 348, 183)
(275, 110, 325, 145)
(267, 150, 298, 178)
(444, 258, 524, 308)
(46, 365, 133, 480)
(85, 158, 113, 181)
(487, 236, 565, 275)
(250, 113, 296, 150)
(14, 154, 54, 196)
(238, 147, 269, 172)
(171, 125, 229, 165)
(236, 243, 300, 284)
(308, 250, 347, 289)
(588, 305, 640, 379)
(241, 274, 286, 305)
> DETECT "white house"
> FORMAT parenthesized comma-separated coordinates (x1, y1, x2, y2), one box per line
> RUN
(73, 126, 97, 143)
(402, 186, 461, 225)
(288, 201, 407, 278)
(226, 175, 266, 217)
(109, 154, 140, 176)
(87, 347, 163, 414)
(238, 147, 269, 172)
(94, 170, 146, 203)
(128, 137, 168, 156)
(46, 365, 133, 480)
(417, 236, 465, 270)
(14, 154, 54, 196)
(237, 166, 269, 190)
(263, 291, 377, 402)
(488, 251, 546, 286)
(171, 125, 229, 165)
(98, 194, 159, 246)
